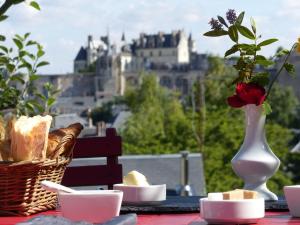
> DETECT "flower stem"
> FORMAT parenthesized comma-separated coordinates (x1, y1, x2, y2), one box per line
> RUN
(266, 43, 297, 99)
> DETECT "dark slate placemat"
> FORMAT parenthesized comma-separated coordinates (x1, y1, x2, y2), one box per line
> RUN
(265, 199, 288, 211)
(121, 196, 201, 214)
(120, 196, 289, 214)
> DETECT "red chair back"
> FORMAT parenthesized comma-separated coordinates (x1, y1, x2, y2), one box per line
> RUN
(62, 128, 123, 189)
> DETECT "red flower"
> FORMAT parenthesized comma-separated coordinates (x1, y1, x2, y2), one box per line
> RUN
(227, 83, 266, 108)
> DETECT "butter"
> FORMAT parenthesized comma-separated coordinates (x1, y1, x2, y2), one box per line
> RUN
(123, 170, 150, 186)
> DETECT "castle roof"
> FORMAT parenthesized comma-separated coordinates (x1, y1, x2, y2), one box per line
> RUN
(135, 31, 182, 50)
(74, 46, 87, 61)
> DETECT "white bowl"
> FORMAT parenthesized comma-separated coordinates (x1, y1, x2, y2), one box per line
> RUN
(58, 190, 123, 223)
(284, 185, 300, 217)
(200, 197, 265, 224)
(113, 184, 166, 203)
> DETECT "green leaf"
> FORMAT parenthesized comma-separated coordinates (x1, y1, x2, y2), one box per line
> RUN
(284, 63, 295, 75)
(37, 61, 49, 67)
(228, 26, 238, 42)
(35, 92, 47, 101)
(250, 72, 270, 86)
(15, 34, 23, 41)
(256, 59, 274, 67)
(30, 1, 40, 10)
(0, 15, 8, 22)
(7, 64, 15, 73)
(19, 50, 27, 58)
(250, 17, 256, 34)
(236, 44, 251, 50)
(0, 56, 9, 64)
(24, 32, 30, 40)
(13, 38, 23, 49)
(26, 40, 37, 46)
(257, 38, 278, 47)
(262, 101, 272, 115)
(203, 30, 228, 37)
(0, 46, 8, 53)
(225, 45, 239, 57)
(10, 74, 25, 84)
(0, 35, 6, 41)
(256, 55, 266, 60)
(217, 16, 228, 28)
(37, 49, 45, 58)
(26, 53, 36, 60)
(30, 101, 44, 113)
(12, 0, 24, 4)
(47, 97, 56, 107)
(19, 59, 32, 71)
(235, 11, 245, 25)
(25, 101, 35, 112)
(236, 25, 256, 40)
(275, 49, 290, 57)
(29, 74, 40, 81)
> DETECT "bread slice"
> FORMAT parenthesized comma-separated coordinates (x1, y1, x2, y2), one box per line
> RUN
(11, 115, 52, 162)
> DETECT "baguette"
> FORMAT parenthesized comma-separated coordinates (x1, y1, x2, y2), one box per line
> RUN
(11, 115, 52, 162)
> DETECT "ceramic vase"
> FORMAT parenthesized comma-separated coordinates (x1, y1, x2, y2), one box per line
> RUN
(231, 104, 280, 200)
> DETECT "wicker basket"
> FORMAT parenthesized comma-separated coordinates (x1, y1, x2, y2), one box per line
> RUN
(0, 157, 71, 216)
(0, 130, 77, 216)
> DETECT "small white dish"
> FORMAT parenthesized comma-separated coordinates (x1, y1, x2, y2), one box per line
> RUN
(113, 184, 166, 203)
(284, 185, 300, 217)
(58, 190, 123, 223)
(200, 197, 265, 224)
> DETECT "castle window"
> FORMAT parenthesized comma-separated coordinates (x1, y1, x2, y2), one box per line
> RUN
(150, 51, 153, 57)
(159, 51, 162, 56)
(140, 51, 144, 57)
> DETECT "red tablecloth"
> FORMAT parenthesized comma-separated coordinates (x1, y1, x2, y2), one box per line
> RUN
(0, 211, 299, 225)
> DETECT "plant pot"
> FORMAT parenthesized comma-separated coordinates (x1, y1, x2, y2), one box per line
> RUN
(231, 104, 280, 200)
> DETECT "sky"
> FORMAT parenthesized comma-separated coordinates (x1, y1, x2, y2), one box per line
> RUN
(0, 0, 299, 74)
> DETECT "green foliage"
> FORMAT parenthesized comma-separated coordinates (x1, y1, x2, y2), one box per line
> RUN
(0, 0, 41, 21)
(0, 33, 57, 116)
(203, 9, 298, 103)
(267, 84, 299, 128)
(121, 74, 196, 155)
(118, 57, 298, 195)
(91, 101, 116, 124)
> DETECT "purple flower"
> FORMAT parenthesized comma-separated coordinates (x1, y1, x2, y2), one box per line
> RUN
(226, 9, 237, 24)
(209, 18, 223, 30)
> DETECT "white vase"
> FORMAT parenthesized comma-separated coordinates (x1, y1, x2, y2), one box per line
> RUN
(231, 104, 280, 200)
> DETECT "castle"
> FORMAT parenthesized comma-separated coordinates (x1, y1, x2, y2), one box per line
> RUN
(73, 30, 208, 100)
(35, 30, 209, 115)
(34, 30, 300, 120)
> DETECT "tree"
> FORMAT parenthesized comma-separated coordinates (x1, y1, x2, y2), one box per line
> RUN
(121, 73, 196, 154)
(267, 83, 300, 128)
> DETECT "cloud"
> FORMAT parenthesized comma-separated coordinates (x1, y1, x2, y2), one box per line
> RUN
(278, 0, 300, 19)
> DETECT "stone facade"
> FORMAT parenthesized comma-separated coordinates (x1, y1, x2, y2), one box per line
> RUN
(40, 30, 210, 116)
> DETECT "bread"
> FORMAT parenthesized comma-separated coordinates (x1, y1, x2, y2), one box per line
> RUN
(46, 123, 83, 159)
(10, 115, 52, 162)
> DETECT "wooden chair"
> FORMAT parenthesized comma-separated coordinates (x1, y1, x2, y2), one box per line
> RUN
(61, 128, 123, 189)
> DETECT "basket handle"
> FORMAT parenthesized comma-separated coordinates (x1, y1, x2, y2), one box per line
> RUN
(49, 133, 75, 159)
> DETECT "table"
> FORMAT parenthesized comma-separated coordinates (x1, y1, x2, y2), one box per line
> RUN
(0, 211, 299, 225)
